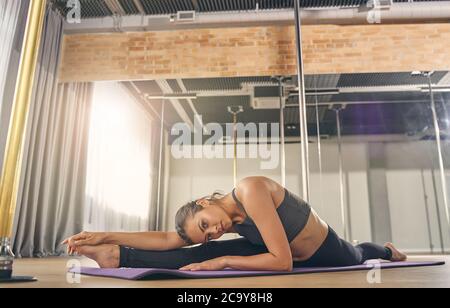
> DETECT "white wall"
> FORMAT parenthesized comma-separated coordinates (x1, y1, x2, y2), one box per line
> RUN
(385, 142, 450, 253)
(164, 142, 372, 242)
(165, 140, 450, 253)
(308, 143, 372, 244)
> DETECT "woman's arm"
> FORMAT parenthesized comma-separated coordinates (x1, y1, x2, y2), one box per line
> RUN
(180, 253, 291, 272)
(64, 231, 187, 251)
(105, 231, 187, 251)
(181, 178, 293, 272)
(225, 253, 291, 271)
(233, 179, 293, 271)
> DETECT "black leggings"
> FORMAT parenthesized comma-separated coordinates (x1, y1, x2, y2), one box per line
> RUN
(119, 227, 392, 269)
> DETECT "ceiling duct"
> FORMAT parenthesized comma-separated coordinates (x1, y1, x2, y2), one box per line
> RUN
(104, 0, 126, 15)
(251, 86, 281, 109)
(64, 1, 450, 33)
(175, 11, 196, 22)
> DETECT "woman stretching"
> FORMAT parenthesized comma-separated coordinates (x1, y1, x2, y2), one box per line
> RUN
(63, 177, 406, 271)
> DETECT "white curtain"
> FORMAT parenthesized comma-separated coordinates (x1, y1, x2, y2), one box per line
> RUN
(84, 82, 159, 232)
(0, 0, 29, 170)
(0, 0, 21, 103)
(12, 7, 94, 257)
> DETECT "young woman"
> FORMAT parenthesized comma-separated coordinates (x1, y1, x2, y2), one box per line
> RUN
(63, 176, 406, 271)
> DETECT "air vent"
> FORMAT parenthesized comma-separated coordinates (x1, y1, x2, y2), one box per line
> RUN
(369, 0, 393, 9)
(251, 86, 280, 109)
(252, 97, 281, 109)
(177, 11, 196, 22)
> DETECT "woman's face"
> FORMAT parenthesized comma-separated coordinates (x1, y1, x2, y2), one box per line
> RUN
(184, 201, 232, 244)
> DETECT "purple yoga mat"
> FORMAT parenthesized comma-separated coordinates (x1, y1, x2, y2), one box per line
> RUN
(69, 261, 445, 280)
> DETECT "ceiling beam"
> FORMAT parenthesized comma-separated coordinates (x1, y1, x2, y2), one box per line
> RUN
(132, 0, 146, 15)
(64, 2, 450, 34)
(156, 80, 194, 130)
(104, 0, 126, 16)
(159, 85, 445, 98)
(285, 99, 446, 108)
(177, 79, 209, 134)
(176, 79, 200, 116)
(120, 81, 159, 121)
(192, 0, 200, 11)
(439, 72, 450, 86)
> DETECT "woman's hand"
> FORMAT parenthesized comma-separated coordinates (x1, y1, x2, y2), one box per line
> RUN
(62, 231, 106, 254)
(180, 257, 228, 271)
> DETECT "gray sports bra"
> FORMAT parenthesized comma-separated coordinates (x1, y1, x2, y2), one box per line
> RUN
(232, 188, 311, 246)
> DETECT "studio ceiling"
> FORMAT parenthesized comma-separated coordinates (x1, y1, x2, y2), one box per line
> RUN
(125, 71, 450, 140)
(52, 0, 445, 19)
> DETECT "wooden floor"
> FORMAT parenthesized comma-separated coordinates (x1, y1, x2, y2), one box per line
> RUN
(1, 255, 449, 288)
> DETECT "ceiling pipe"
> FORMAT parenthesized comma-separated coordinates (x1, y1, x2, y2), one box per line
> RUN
(64, 2, 450, 34)
(145, 85, 449, 98)
(104, 0, 126, 16)
(193, 2, 450, 25)
(132, 0, 146, 15)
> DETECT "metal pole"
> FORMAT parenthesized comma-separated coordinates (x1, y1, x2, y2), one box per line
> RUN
(233, 113, 238, 187)
(431, 168, 446, 254)
(294, 0, 310, 202)
(420, 169, 435, 253)
(428, 75, 450, 236)
(0, 0, 47, 279)
(156, 100, 165, 231)
(228, 106, 243, 187)
(335, 108, 349, 240)
(280, 85, 286, 188)
(272, 76, 287, 187)
(314, 76, 324, 210)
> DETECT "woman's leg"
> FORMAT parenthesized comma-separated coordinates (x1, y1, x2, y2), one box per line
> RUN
(77, 245, 121, 268)
(78, 238, 267, 269)
(78, 229, 406, 269)
(355, 242, 392, 263)
(120, 238, 268, 269)
(295, 227, 397, 268)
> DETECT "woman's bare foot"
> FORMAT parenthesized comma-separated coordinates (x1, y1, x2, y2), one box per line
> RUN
(385, 243, 407, 262)
(77, 244, 120, 268)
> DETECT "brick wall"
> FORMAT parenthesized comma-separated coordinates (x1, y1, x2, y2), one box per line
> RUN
(59, 23, 450, 82)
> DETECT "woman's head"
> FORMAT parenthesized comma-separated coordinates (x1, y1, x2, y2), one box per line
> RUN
(175, 192, 232, 245)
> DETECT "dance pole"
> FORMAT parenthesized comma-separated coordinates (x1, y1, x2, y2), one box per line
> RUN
(335, 107, 350, 241)
(0, 0, 46, 280)
(412, 71, 450, 242)
(294, 0, 310, 202)
(314, 76, 325, 211)
(228, 106, 244, 187)
(426, 74, 450, 235)
(271, 76, 289, 187)
(156, 100, 165, 231)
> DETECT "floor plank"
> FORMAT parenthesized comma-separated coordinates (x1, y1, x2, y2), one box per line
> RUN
(1, 255, 448, 288)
